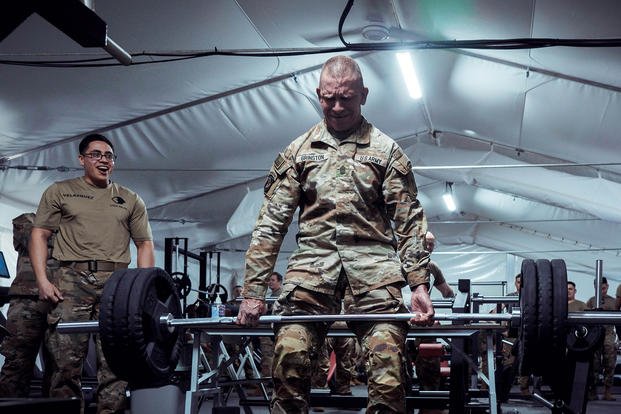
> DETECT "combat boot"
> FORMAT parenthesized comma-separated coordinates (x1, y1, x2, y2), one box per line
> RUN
(603, 386, 616, 401)
(587, 387, 598, 401)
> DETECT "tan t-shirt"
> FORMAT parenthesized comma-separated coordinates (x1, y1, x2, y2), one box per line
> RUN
(34, 177, 152, 264)
(568, 299, 587, 312)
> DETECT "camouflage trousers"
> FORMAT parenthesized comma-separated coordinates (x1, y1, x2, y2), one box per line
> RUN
(259, 335, 275, 378)
(46, 266, 127, 414)
(591, 329, 617, 388)
(312, 326, 359, 393)
(271, 282, 409, 414)
(414, 337, 441, 391)
(0, 296, 53, 397)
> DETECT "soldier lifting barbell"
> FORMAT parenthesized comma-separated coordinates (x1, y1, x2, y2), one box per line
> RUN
(56, 258, 621, 413)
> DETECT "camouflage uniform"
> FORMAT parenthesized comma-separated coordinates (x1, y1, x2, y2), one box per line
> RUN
(313, 294, 360, 394)
(586, 295, 617, 394)
(616, 284, 621, 342)
(414, 262, 446, 394)
(260, 287, 281, 379)
(34, 176, 152, 414)
(326, 327, 359, 394)
(243, 119, 429, 414)
(0, 213, 58, 397)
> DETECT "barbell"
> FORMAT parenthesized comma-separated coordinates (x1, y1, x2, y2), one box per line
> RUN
(56, 259, 621, 391)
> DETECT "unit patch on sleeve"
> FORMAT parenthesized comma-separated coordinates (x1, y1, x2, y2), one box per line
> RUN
(264, 173, 276, 195)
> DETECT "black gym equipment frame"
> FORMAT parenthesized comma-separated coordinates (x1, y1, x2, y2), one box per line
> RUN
(164, 237, 209, 313)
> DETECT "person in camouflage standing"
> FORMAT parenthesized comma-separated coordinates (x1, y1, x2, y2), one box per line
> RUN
(413, 231, 453, 412)
(237, 55, 433, 414)
(0, 213, 58, 397)
(30, 133, 154, 414)
(586, 277, 616, 401)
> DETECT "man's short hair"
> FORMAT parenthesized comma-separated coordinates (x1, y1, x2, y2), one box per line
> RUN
(320, 55, 364, 88)
(79, 133, 114, 154)
(271, 271, 283, 282)
(568, 281, 576, 288)
(515, 273, 522, 281)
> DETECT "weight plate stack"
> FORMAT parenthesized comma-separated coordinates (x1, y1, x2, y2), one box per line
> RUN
(519, 259, 538, 376)
(534, 259, 553, 377)
(126, 267, 183, 387)
(100, 267, 183, 388)
(100, 268, 140, 379)
(549, 259, 569, 395)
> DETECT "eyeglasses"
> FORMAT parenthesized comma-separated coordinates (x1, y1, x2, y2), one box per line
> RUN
(82, 151, 117, 162)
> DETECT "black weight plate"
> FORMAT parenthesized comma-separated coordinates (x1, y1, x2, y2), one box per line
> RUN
(566, 324, 604, 353)
(126, 268, 182, 387)
(206, 283, 228, 304)
(534, 259, 553, 377)
(519, 259, 538, 376)
(100, 268, 147, 381)
(549, 259, 569, 394)
(170, 271, 192, 299)
(100, 269, 139, 374)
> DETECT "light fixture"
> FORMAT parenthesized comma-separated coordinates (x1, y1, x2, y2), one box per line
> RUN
(443, 182, 457, 212)
(362, 24, 390, 41)
(396, 52, 422, 99)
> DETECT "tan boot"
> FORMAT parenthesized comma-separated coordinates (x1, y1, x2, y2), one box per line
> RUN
(603, 387, 616, 401)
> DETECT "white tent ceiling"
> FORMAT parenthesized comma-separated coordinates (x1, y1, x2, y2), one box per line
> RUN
(2, 0, 621, 302)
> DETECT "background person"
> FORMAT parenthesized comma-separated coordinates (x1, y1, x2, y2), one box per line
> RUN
(237, 55, 433, 414)
(586, 277, 617, 401)
(568, 281, 587, 312)
(30, 133, 154, 414)
(0, 213, 58, 397)
(260, 272, 283, 379)
(413, 231, 453, 411)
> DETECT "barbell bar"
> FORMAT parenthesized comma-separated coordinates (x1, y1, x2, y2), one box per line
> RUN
(57, 312, 516, 334)
(57, 310, 621, 335)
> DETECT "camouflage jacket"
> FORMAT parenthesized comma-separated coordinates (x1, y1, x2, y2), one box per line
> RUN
(243, 119, 429, 298)
(428, 260, 445, 287)
(9, 213, 58, 296)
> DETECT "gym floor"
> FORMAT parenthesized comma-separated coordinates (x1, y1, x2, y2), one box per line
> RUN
(195, 384, 621, 413)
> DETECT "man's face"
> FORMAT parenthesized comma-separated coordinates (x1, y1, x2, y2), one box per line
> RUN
(233, 286, 243, 298)
(515, 277, 521, 291)
(425, 235, 435, 253)
(602, 282, 608, 295)
(79, 140, 115, 187)
(268, 274, 280, 290)
(316, 73, 368, 134)
(567, 284, 576, 301)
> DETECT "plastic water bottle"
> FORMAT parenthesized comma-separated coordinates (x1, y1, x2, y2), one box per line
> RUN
(211, 295, 225, 318)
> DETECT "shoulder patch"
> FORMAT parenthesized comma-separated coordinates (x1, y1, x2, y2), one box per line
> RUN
(274, 153, 286, 173)
(391, 146, 412, 175)
(264, 173, 276, 195)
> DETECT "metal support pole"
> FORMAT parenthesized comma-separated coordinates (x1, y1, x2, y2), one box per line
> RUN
(595, 259, 603, 308)
(486, 330, 498, 414)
